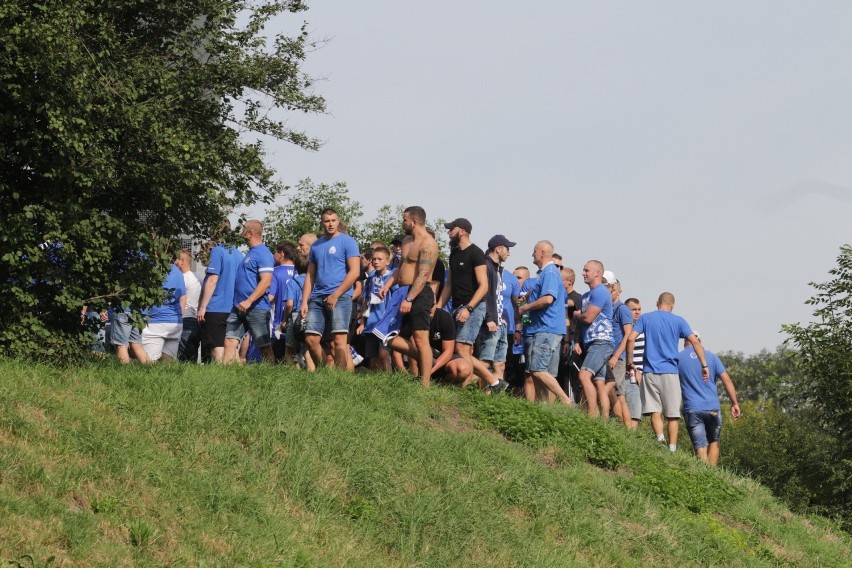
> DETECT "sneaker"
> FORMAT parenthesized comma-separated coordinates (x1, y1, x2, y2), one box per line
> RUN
(485, 379, 509, 394)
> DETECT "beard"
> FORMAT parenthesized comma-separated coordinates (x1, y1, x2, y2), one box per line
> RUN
(403, 225, 413, 235)
(449, 235, 461, 248)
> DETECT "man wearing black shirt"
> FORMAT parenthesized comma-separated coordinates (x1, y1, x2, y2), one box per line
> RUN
(437, 217, 507, 392)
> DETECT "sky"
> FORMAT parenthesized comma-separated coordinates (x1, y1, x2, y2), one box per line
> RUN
(246, 1, 852, 355)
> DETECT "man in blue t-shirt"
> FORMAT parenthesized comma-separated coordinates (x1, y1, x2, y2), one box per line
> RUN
(604, 272, 634, 427)
(299, 208, 362, 371)
(572, 260, 614, 418)
(268, 241, 297, 362)
(517, 240, 573, 405)
(140, 263, 187, 362)
(678, 335, 741, 465)
(626, 292, 708, 452)
(198, 226, 244, 362)
(223, 220, 275, 363)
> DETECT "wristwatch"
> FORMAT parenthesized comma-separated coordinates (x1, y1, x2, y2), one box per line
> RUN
(464, 304, 475, 313)
(404, 297, 414, 303)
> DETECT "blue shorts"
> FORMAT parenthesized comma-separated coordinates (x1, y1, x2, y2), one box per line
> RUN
(110, 312, 142, 346)
(685, 409, 723, 450)
(225, 307, 272, 348)
(581, 340, 614, 381)
(526, 332, 561, 375)
(306, 295, 352, 336)
(455, 302, 487, 345)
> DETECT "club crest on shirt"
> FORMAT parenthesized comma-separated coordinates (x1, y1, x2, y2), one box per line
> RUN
(329, 246, 337, 254)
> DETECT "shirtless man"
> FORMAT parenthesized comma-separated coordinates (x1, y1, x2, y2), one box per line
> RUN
(392, 206, 438, 387)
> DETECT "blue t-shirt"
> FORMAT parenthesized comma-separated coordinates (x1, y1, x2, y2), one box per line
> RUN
(526, 263, 566, 335)
(500, 269, 520, 332)
(234, 243, 275, 311)
(148, 265, 186, 324)
(363, 268, 395, 333)
(205, 245, 244, 313)
(611, 301, 633, 360)
(269, 264, 296, 328)
(308, 233, 360, 297)
(283, 274, 306, 312)
(580, 285, 613, 345)
(633, 310, 693, 374)
(679, 346, 725, 411)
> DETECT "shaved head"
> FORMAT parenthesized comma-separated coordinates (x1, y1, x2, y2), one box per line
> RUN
(658, 292, 675, 307)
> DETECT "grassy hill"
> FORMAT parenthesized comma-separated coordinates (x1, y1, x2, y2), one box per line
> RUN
(0, 360, 849, 567)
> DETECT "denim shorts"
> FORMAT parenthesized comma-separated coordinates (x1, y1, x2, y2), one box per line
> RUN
(306, 295, 352, 336)
(582, 340, 614, 381)
(526, 332, 562, 375)
(110, 312, 142, 346)
(454, 302, 487, 345)
(685, 409, 723, 450)
(475, 324, 499, 361)
(225, 307, 272, 348)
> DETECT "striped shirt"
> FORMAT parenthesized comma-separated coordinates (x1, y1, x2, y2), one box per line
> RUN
(632, 332, 645, 371)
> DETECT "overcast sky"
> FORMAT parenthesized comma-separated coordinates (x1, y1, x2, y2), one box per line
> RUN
(249, 1, 852, 355)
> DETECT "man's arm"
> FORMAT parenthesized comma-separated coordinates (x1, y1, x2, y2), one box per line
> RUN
(331, 256, 362, 299)
(625, 330, 638, 367)
(437, 269, 453, 309)
(573, 303, 601, 325)
(238, 273, 273, 311)
(686, 334, 710, 379)
(407, 240, 437, 301)
(197, 274, 219, 322)
(719, 371, 742, 419)
(468, 264, 490, 309)
(401, 241, 437, 315)
(519, 294, 554, 313)
(432, 340, 455, 372)
(299, 263, 317, 317)
(610, 322, 634, 365)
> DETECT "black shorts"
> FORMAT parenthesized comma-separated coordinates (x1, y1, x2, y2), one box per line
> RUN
(201, 312, 229, 348)
(400, 287, 434, 338)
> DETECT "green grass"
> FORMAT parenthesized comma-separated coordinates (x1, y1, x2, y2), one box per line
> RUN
(0, 360, 849, 567)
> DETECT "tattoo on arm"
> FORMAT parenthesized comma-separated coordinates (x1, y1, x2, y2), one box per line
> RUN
(411, 247, 437, 295)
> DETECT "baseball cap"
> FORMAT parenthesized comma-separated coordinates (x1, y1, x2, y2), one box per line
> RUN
(487, 234, 516, 249)
(390, 234, 405, 245)
(443, 218, 473, 234)
(602, 270, 617, 285)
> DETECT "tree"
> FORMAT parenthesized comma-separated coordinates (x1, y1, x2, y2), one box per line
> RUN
(781, 244, 852, 526)
(0, 1, 325, 359)
(717, 346, 799, 408)
(264, 180, 449, 257)
(264, 178, 364, 246)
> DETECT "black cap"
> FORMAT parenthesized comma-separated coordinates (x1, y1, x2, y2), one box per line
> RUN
(390, 234, 405, 245)
(443, 218, 473, 234)
(487, 234, 516, 249)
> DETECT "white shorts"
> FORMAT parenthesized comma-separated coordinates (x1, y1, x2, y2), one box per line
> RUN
(141, 322, 183, 361)
(641, 372, 682, 418)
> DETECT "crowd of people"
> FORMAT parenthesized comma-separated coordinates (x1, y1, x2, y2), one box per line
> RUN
(92, 206, 741, 464)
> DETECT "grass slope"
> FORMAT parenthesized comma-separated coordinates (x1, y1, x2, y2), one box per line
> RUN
(0, 360, 849, 567)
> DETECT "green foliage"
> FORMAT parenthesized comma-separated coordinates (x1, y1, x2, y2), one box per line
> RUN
(264, 179, 449, 257)
(725, 400, 850, 532)
(127, 519, 159, 548)
(264, 178, 364, 245)
(0, 1, 325, 360)
(1, 360, 850, 565)
(463, 390, 627, 469)
(717, 346, 799, 407)
(781, 244, 852, 528)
